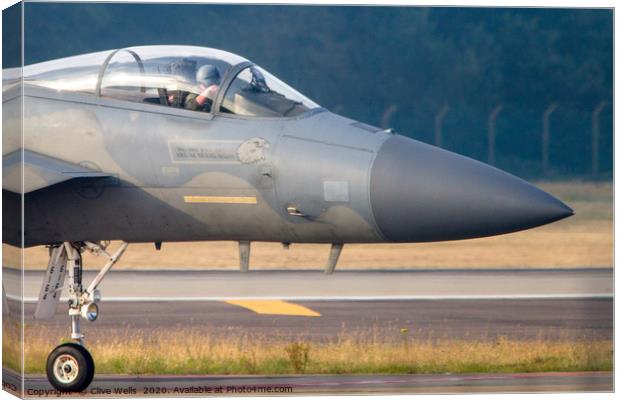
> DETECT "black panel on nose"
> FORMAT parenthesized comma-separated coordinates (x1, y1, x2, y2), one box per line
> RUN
(370, 135, 573, 242)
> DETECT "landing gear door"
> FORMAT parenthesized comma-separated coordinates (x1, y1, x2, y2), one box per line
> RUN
(34, 246, 68, 320)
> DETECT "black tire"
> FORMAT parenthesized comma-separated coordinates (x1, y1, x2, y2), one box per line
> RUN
(46, 343, 95, 392)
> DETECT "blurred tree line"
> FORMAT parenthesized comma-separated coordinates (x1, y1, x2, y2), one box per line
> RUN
(5, 4, 613, 179)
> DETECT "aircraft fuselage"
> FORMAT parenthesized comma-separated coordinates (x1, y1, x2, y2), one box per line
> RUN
(5, 85, 389, 246)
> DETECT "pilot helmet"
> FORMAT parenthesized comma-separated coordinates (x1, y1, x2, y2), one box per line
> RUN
(196, 65, 221, 87)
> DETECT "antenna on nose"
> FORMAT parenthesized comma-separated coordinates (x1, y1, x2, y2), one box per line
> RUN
(239, 240, 251, 272)
(325, 243, 343, 274)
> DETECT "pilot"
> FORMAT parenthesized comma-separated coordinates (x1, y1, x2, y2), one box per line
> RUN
(184, 65, 221, 112)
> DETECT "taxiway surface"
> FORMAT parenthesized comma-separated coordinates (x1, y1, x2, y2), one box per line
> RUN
(4, 267, 613, 301)
(14, 298, 612, 341)
(6, 268, 613, 340)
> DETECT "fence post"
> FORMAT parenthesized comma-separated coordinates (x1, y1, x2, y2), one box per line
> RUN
(487, 105, 503, 165)
(592, 101, 607, 177)
(542, 103, 558, 176)
(434, 104, 450, 147)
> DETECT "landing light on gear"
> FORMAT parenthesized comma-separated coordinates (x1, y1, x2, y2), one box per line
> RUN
(81, 302, 99, 322)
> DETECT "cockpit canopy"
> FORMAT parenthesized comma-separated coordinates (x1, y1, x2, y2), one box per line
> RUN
(22, 45, 320, 118)
(221, 65, 318, 117)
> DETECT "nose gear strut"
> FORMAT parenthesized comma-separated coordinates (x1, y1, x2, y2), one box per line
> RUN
(39, 241, 128, 392)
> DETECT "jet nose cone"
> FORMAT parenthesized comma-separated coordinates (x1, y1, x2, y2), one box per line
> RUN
(370, 135, 573, 242)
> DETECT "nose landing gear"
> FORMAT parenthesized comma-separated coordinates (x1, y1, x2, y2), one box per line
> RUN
(38, 241, 128, 392)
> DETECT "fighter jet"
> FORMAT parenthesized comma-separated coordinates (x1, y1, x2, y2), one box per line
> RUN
(2, 45, 573, 391)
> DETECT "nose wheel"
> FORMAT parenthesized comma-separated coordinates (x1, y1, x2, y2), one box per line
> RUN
(46, 343, 94, 392)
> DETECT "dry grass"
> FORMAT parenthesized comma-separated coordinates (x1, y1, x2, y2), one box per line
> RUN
(4, 326, 612, 375)
(4, 181, 612, 270)
(2, 319, 22, 373)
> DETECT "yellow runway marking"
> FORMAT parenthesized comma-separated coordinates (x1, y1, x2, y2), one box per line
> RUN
(225, 300, 321, 317)
(184, 196, 257, 204)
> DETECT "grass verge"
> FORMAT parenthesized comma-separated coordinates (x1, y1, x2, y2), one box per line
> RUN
(4, 326, 612, 375)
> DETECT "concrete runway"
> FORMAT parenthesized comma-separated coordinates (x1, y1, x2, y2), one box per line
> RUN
(4, 267, 613, 301)
(8, 267, 613, 340)
(16, 298, 613, 341)
(2, 369, 612, 396)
